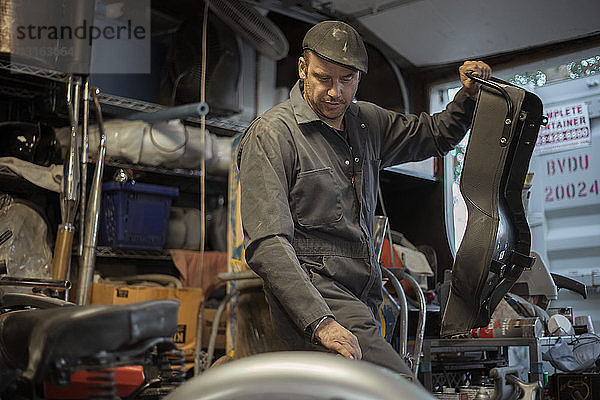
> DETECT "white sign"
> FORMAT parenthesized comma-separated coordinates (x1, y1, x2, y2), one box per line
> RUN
(541, 149, 600, 210)
(535, 102, 591, 155)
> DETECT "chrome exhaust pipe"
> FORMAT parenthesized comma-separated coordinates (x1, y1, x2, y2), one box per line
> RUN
(76, 87, 107, 305)
(78, 77, 90, 257)
(396, 268, 426, 377)
(51, 75, 81, 287)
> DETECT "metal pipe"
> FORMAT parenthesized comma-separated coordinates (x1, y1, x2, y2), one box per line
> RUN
(61, 75, 81, 225)
(384, 222, 409, 359)
(76, 88, 107, 305)
(123, 102, 209, 123)
(218, 270, 259, 282)
(72, 76, 81, 132)
(206, 279, 263, 369)
(206, 289, 238, 370)
(381, 267, 408, 359)
(0, 276, 71, 290)
(490, 365, 524, 400)
(382, 52, 412, 114)
(78, 77, 90, 257)
(506, 374, 540, 400)
(51, 75, 81, 286)
(374, 201, 409, 361)
(195, 278, 263, 375)
(465, 72, 514, 121)
(396, 269, 426, 377)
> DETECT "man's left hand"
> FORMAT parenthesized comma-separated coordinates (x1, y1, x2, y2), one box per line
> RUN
(459, 61, 492, 98)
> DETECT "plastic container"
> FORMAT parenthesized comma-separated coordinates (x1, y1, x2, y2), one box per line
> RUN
(98, 181, 179, 250)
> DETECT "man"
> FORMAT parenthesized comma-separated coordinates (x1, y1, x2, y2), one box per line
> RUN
(238, 20, 491, 377)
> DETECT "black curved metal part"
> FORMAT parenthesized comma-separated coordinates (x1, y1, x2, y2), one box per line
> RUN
(551, 272, 587, 299)
(465, 71, 514, 122)
(441, 76, 544, 337)
(466, 71, 517, 148)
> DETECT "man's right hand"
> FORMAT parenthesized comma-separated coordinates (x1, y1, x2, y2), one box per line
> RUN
(312, 317, 362, 360)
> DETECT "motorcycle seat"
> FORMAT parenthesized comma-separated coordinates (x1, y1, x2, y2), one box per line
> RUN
(0, 299, 179, 383)
(440, 76, 544, 337)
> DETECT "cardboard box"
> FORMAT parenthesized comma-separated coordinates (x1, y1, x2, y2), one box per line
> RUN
(91, 282, 203, 360)
(201, 308, 227, 349)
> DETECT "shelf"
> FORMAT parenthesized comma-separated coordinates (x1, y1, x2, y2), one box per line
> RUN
(0, 60, 249, 134)
(202, 115, 249, 134)
(95, 246, 172, 260)
(0, 85, 41, 100)
(101, 160, 228, 186)
(104, 160, 202, 178)
(97, 93, 164, 113)
(97, 92, 249, 133)
(0, 59, 67, 108)
(0, 58, 68, 82)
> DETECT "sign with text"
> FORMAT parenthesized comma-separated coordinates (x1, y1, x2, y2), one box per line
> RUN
(535, 102, 591, 155)
(541, 148, 599, 210)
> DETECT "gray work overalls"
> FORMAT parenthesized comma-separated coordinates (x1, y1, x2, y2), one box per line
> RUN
(238, 80, 475, 376)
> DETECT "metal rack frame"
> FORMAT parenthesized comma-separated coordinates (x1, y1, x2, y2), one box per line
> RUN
(95, 247, 172, 261)
(0, 59, 244, 291)
(0, 85, 41, 100)
(97, 92, 249, 133)
(0, 59, 68, 82)
(421, 337, 555, 391)
(104, 160, 203, 178)
(0, 61, 249, 133)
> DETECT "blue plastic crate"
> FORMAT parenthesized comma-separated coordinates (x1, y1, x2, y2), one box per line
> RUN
(98, 181, 179, 250)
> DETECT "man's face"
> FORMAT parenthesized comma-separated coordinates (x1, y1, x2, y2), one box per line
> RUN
(298, 51, 360, 128)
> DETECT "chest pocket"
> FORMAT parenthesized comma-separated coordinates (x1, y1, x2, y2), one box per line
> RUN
(292, 167, 343, 228)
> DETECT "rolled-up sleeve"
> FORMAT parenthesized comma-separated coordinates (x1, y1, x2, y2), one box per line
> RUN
(373, 88, 476, 168)
(238, 118, 332, 331)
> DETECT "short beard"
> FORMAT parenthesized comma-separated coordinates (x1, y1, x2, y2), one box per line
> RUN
(303, 80, 346, 122)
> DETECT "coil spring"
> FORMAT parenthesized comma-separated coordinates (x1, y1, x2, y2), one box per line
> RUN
(159, 346, 186, 386)
(86, 367, 117, 400)
(197, 349, 210, 373)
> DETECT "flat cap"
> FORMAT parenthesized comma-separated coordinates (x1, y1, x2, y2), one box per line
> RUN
(302, 21, 368, 74)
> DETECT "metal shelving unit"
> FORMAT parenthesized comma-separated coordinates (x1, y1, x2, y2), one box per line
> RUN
(97, 93, 164, 114)
(0, 59, 67, 115)
(0, 60, 236, 265)
(0, 59, 68, 82)
(0, 60, 249, 133)
(421, 336, 566, 391)
(104, 160, 203, 179)
(95, 246, 172, 261)
(0, 60, 239, 183)
(0, 85, 41, 100)
(97, 92, 249, 133)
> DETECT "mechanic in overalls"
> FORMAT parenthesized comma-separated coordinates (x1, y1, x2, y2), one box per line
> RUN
(238, 20, 491, 377)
